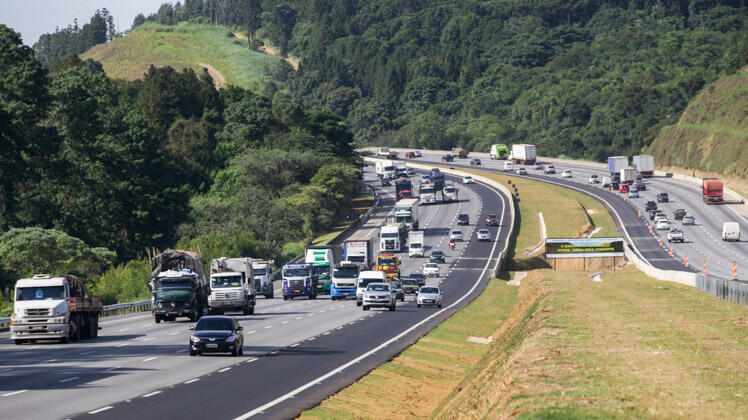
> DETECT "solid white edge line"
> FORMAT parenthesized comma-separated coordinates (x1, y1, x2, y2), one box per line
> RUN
(218, 367, 231, 373)
(184, 378, 199, 384)
(233, 174, 508, 420)
(142, 391, 162, 398)
(58, 376, 79, 383)
(2, 390, 28, 397)
(88, 406, 113, 414)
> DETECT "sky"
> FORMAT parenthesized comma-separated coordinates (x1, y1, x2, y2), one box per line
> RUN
(1, 0, 170, 46)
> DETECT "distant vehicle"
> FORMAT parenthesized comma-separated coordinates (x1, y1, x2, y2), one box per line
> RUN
(406, 168, 416, 176)
(503, 161, 513, 171)
(470, 158, 481, 166)
(634, 180, 646, 190)
(673, 208, 687, 220)
(209, 257, 256, 316)
(654, 213, 668, 223)
(420, 174, 431, 184)
(391, 281, 405, 302)
(533, 163, 544, 170)
(462, 176, 474, 184)
(331, 262, 360, 301)
(646, 201, 657, 211)
(607, 156, 628, 181)
(381, 178, 391, 187)
(510, 144, 536, 165)
(618, 183, 629, 193)
(414, 151, 422, 157)
(516, 167, 527, 175)
(396, 179, 413, 200)
(356, 271, 387, 306)
(429, 250, 446, 264)
(682, 215, 695, 225)
(477, 229, 491, 241)
(377, 147, 396, 159)
(486, 214, 499, 226)
(150, 250, 208, 323)
(632, 155, 655, 177)
(189, 316, 243, 357)
(656, 219, 671, 230)
(408, 231, 425, 258)
(409, 272, 426, 287)
(649, 210, 663, 220)
(442, 185, 459, 202)
(490, 144, 509, 160)
(405, 151, 416, 158)
(667, 229, 684, 243)
(457, 214, 470, 225)
(282, 263, 317, 300)
(629, 190, 639, 198)
(394, 198, 419, 230)
(588, 174, 600, 184)
(601, 176, 611, 187)
(702, 178, 724, 204)
(423, 263, 440, 277)
(362, 283, 396, 311)
(450, 230, 464, 241)
(441, 154, 454, 162)
(544, 165, 556, 174)
(619, 167, 637, 184)
(375, 160, 397, 179)
(419, 182, 437, 205)
(657, 192, 669, 203)
(417, 286, 443, 308)
(722, 222, 740, 241)
(610, 181, 620, 191)
(561, 170, 573, 178)
(401, 279, 419, 294)
(452, 147, 469, 158)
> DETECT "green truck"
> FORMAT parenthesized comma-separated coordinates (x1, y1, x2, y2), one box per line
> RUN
(304, 245, 343, 295)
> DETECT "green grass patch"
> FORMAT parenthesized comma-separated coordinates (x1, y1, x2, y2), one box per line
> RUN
(81, 22, 282, 90)
(310, 220, 355, 246)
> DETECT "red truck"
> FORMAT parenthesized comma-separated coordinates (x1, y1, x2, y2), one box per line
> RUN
(701, 178, 723, 204)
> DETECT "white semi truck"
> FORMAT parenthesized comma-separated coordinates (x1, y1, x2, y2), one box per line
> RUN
(408, 231, 425, 257)
(442, 184, 459, 202)
(251, 260, 274, 298)
(380, 223, 403, 252)
(375, 160, 397, 179)
(393, 161, 407, 177)
(419, 182, 437, 204)
(343, 235, 372, 268)
(510, 144, 537, 165)
(394, 198, 419, 230)
(209, 257, 256, 315)
(632, 155, 655, 177)
(10, 274, 103, 344)
(620, 167, 637, 184)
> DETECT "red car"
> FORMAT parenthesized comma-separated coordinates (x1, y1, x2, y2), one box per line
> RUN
(618, 183, 630, 193)
(485, 214, 499, 226)
(405, 152, 416, 158)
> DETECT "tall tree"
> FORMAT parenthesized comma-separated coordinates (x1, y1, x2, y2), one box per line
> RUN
(242, 0, 262, 43)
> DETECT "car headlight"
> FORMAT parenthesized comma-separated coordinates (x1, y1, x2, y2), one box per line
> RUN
(190, 335, 200, 343)
(51, 316, 66, 323)
(225, 335, 236, 343)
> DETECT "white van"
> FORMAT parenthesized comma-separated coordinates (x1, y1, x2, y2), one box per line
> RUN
(356, 271, 387, 306)
(602, 176, 611, 187)
(503, 161, 513, 171)
(722, 222, 740, 242)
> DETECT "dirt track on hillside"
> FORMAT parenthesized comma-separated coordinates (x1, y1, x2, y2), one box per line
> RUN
(233, 33, 299, 70)
(196, 62, 225, 89)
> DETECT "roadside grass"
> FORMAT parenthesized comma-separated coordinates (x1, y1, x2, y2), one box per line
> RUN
(81, 22, 282, 90)
(435, 267, 748, 419)
(300, 277, 518, 419)
(310, 220, 355, 246)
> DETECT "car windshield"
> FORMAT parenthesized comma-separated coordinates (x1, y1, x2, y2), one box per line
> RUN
(420, 287, 439, 294)
(488, 214, 497, 218)
(410, 273, 424, 279)
(195, 317, 234, 331)
(367, 284, 390, 292)
(402, 280, 416, 285)
(16, 286, 65, 301)
(378, 257, 396, 265)
(432, 251, 443, 256)
(283, 268, 309, 277)
(479, 230, 489, 234)
(312, 266, 329, 277)
(421, 187, 434, 194)
(251, 268, 268, 276)
(157, 289, 192, 301)
(459, 214, 468, 218)
(464, 177, 472, 180)
(425, 263, 437, 268)
(452, 231, 462, 235)
(211, 275, 242, 288)
(333, 266, 359, 278)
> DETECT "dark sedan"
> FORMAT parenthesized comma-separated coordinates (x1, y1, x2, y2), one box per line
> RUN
(409, 273, 426, 287)
(457, 214, 470, 225)
(430, 250, 446, 263)
(401, 279, 419, 294)
(485, 214, 499, 226)
(645, 201, 657, 211)
(657, 192, 669, 203)
(189, 316, 244, 357)
(441, 154, 454, 162)
(470, 158, 481, 166)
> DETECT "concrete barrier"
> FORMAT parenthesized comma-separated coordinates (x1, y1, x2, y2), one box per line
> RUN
(624, 243, 696, 287)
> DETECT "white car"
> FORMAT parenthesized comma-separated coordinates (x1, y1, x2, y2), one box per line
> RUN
(462, 176, 473, 184)
(423, 263, 440, 277)
(588, 175, 600, 184)
(362, 283, 396, 311)
(516, 167, 527, 175)
(476, 229, 490, 241)
(629, 190, 639, 198)
(450, 230, 463, 241)
(417, 286, 443, 308)
(654, 213, 668, 223)
(656, 219, 671, 230)
(414, 151, 422, 157)
(561, 170, 572, 178)
(503, 162, 513, 171)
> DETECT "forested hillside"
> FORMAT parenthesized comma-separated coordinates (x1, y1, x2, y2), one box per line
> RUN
(146, 0, 747, 161)
(0, 24, 357, 303)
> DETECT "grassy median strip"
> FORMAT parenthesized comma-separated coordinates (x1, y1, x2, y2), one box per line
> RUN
(300, 278, 517, 419)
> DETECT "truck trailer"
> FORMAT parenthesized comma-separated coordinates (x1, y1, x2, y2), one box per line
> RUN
(702, 178, 724, 204)
(620, 167, 637, 184)
(408, 231, 425, 257)
(209, 257, 256, 315)
(510, 144, 537, 165)
(632, 155, 655, 177)
(343, 235, 372, 269)
(607, 156, 629, 181)
(10, 274, 102, 344)
(452, 147, 469, 158)
(149, 250, 209, 323)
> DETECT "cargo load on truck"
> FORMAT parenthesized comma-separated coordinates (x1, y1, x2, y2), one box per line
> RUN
(510, 144, 536, 165)
(632, 155, 655, 177)
(408, 231, 425, 257)
(620, 167, 637, 184)
(209, 257, 256, 315)
(343, 233, 372, 268)
(452, 147, 469, 158)
(607, 156, 628, 180)
(394, 198, 419, 230)
(149, 249, 209, 323)
(701, 178, 724, 204)
(10, 274, 103, 344)
(490, 144, 509, 159)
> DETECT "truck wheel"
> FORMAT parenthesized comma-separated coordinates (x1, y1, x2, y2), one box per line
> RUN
(71, 321, 80, 342)
(356, 301, 362, 307)
(92, 315, 99, 338)
(88, 318, 97, 339)
(155, 315, 161, 324)
(389, 303, 396, 312)
(243, 305, 250, 315)
(14, 339, 24, 345)
(363, 306, 369, 311)
(231, 345, 239, 357)
(248, 306, 255, 315)
(189, 310, 197, 322)
(189, 348, 197, 356)
(331, 296, 336, 301)
(283, 296, 288, 301)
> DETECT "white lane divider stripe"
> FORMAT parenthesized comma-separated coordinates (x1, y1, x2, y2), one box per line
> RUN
(218, 367, 231, 373)
(2, 390, 28, 397)
(142, 391, 161, 398)
(184, 378, 199, 384)
(114, 342, 129, 348)
(142, 357, 158, 362)
(58, 376, 79, 383)
(246, 358, 258, 363)
(105, 366, 121, 371)
(168, 331, 180, 336)
(88, 406, 113, 414)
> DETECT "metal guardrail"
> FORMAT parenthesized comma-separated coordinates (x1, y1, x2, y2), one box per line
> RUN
(0, 300, 154, 329)
(695, 274, 748, 305)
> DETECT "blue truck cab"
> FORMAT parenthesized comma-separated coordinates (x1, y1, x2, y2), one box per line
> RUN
(330, 262, 360, 300)
(282, 263, 317, 300)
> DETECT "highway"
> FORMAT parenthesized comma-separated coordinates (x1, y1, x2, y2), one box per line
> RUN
(0, 164, 511, 419)
(406, 150, 747, 280)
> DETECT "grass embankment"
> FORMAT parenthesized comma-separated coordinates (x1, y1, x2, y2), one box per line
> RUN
(309, 192, 376, 246)
(81, 22, 282, 90)
(647, 66, 748, 188)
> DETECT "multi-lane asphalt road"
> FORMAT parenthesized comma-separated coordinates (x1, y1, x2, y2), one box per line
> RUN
(406, 150, 747, 280)
(0, 165, 511, 419)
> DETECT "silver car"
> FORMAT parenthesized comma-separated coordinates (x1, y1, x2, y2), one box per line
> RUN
(450, 230, 463, 241)
(477, 229, 491, 241)
(362, 283, 396, 311)
(516, 167, 527, 175)
(417, 286, 443, 308)
(682, 215, 695, 225)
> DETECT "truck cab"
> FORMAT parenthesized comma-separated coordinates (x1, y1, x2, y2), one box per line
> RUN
(209, 271, 253, 315)
(408, 231, 425, 257)
(331, 262, 360, 300)
(10, 274, 102, 344)
(419, 183, 437, 204)
(490, 144, 509, 159)
(282, 263, 317, 300)
(376, 254, 400, 280)
(153, 269, 204, 323)
(251, 260, 274, 298)
(380, 225, 402, 252)
(442, 185, 459, 202)
(306, 246, 339, 295)
(394, 198, 419, 230)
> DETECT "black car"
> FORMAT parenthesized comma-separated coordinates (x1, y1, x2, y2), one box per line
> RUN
(381, 178, 391, 187)
(409, 273, 426, 287)
(470, 158, 481, 166)
(673, 208, 686, 220)
(391, 281, 406, 302)
(645, 201, 657, 211)
(649, 209, 663, 221)
(430, 250, 446, 263)
(657, 192, 669, 203)
(189, 316, 244, 357)
(457, 213, 470, 225)
(610, 181, 620, 190)
(441, 154, 454, 162)
(635, 180, 646, 191)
